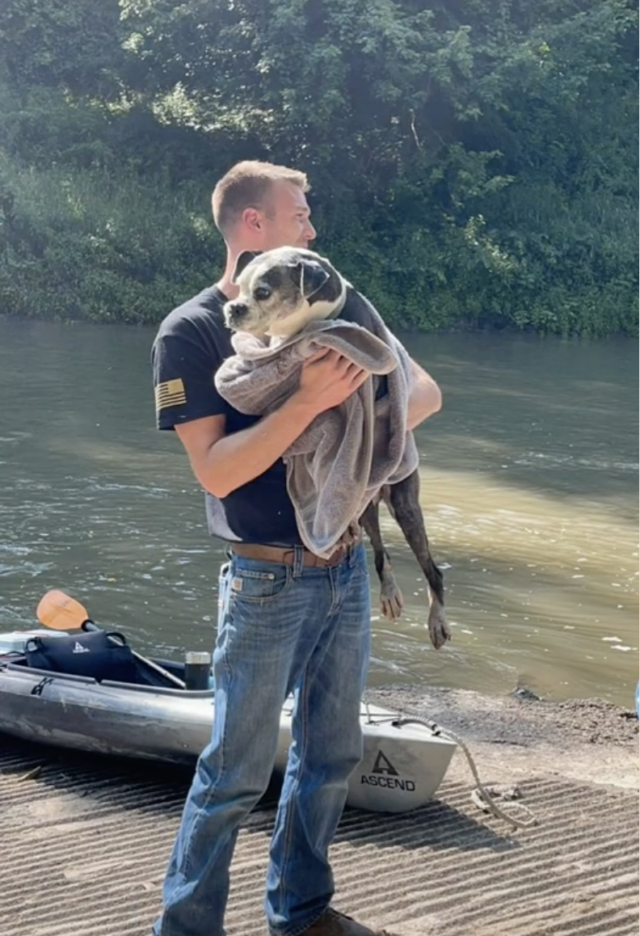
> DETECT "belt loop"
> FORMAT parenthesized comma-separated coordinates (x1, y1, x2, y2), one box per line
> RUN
(348, 541, 357, 568)
(293, 545, 305, 578)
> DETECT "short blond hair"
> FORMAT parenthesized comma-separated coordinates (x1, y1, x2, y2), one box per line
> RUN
(212, 160, 309, 237)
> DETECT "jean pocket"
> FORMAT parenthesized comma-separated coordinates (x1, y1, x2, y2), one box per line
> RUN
(228, 563, 293, 604)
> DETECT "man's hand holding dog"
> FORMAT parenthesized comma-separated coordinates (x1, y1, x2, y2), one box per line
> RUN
(176, 348, 370, 500)
(294, 348, 370, 416)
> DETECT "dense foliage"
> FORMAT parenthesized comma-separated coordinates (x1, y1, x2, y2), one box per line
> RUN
(0, 0, 637, 334)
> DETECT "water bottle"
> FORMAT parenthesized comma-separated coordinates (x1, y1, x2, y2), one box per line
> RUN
(184, 651, 212, 691)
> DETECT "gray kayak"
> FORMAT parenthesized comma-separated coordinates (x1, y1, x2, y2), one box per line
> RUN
(0, 629, 455, 813)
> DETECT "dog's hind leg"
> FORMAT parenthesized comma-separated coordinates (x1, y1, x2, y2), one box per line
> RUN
(384, 471, 451, 650)
(360, 497, 404, 621)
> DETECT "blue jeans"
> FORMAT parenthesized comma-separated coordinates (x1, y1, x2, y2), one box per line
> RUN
(153, 543, 371, 936)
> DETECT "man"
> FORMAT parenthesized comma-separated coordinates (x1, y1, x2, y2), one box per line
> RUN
(151, 161, 442, 936)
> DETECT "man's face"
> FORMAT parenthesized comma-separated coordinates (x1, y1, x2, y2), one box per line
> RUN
(259, 181, 316, 250)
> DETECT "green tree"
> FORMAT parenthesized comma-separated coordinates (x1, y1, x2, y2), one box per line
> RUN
(0, 0, 636, 333)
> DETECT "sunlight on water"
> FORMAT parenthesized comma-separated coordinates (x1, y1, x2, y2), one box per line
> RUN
(366, 462, 638, 704)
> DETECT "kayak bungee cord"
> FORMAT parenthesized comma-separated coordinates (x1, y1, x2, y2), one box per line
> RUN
(362, 702, 538, 831)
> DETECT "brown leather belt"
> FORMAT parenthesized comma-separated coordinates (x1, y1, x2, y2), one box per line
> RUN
(230, 538, 360, 569)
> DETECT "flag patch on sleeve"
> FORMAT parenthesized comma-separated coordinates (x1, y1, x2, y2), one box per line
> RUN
(155, 378, 187, 411)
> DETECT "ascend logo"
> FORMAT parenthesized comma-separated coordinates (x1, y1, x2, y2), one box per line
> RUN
(371, 751, 399, 776)
(361, 750, 416, 792)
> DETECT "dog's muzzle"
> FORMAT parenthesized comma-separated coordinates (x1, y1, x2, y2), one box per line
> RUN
(224, 301, 250, 325)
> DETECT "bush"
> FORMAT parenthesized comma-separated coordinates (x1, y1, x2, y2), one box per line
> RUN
(0, 155, 223, 322)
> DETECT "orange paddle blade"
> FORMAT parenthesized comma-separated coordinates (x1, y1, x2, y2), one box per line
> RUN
(36, 590, 89, 631)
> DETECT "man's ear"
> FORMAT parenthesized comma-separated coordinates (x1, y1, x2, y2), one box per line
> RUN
(231, 250, 261, 284)
(296, 259, 330, 299)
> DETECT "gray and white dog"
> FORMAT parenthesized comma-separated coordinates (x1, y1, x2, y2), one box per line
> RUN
(224, 246, 451, 650)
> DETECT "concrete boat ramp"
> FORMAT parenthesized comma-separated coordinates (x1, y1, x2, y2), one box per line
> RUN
(0, 688, 637, 936)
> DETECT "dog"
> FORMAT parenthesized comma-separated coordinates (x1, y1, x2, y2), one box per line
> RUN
(224, 247, 451, 650)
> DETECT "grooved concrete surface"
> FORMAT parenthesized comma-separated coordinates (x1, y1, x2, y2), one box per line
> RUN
(0, 732, 637, 936)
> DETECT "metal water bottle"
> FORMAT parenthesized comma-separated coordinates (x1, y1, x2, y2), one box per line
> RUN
(184, 651, 212, 691)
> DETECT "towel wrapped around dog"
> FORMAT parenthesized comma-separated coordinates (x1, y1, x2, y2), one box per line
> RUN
(215, 294, 419, 558)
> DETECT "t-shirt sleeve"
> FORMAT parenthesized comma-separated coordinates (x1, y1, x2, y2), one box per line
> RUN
(151, 316, 228, 430)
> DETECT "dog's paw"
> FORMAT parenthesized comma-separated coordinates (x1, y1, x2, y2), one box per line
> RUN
(427, 606, 451, 650)
(380, 579, 404, 621)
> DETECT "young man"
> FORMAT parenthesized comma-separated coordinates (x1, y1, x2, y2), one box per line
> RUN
(151, 161, 442, 936)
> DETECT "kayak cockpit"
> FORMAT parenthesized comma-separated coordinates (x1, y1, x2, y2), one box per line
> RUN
(0, 629, 196, 692)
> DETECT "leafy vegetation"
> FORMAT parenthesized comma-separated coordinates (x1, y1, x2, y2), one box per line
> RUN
(0, 0, 637, 334)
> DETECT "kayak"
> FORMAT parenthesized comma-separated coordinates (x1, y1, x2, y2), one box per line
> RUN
(0, 628, 456, 814)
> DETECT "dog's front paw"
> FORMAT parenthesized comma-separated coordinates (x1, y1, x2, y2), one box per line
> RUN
(380, 576, 404, 621)
(427, 605, 451, 650)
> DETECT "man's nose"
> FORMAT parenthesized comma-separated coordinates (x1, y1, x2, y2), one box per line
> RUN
(304, 219, 317, 242)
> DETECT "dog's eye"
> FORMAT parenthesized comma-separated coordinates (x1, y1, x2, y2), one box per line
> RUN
(254, 286, 271, 301)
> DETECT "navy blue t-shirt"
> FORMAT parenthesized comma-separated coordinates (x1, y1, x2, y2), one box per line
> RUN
(152, 285, 303, 544)
(151, 283, 388, 545)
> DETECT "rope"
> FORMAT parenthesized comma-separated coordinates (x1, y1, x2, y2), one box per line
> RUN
(391, 716, 539, 830)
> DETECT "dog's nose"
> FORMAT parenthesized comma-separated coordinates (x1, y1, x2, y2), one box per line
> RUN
(227, 302, 249, 319)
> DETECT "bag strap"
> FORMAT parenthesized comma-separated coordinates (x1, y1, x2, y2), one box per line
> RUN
(104, 631, 128, 646)
(26, 631, 128, 650)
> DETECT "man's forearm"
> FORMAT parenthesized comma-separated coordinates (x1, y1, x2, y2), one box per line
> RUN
(407, 359, 442, 430)
(202, 397, 319, 498)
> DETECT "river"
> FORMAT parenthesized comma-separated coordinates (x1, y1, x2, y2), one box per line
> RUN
(1, 318, 637, 706)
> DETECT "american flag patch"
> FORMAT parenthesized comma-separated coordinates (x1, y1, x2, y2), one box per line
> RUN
(155, 378, 187, 411)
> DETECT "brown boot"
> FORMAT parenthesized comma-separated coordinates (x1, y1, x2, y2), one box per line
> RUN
(298, 908, 380, 935)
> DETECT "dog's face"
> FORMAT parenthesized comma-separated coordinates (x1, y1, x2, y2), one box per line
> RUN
(223, 247, 344, 339)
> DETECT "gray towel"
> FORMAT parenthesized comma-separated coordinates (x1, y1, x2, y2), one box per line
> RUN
(215, 295, 419, 557)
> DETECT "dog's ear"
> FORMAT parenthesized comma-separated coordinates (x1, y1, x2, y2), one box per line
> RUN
(294, 258, 330, 300)
(231, 250, 261, 284)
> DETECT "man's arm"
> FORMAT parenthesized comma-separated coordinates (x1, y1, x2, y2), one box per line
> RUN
(176, 400, 318, 499)
(407, 358, 442, 430)
(176, 349, 369, 499)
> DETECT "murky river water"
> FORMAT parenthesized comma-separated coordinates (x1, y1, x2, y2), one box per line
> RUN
(1, 318, 637, 705)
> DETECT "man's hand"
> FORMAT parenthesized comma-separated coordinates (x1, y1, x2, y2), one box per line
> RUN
(293, 348, 370, 416)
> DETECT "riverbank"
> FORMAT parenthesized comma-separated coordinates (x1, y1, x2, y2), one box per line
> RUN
(0, 687, 637, 936)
